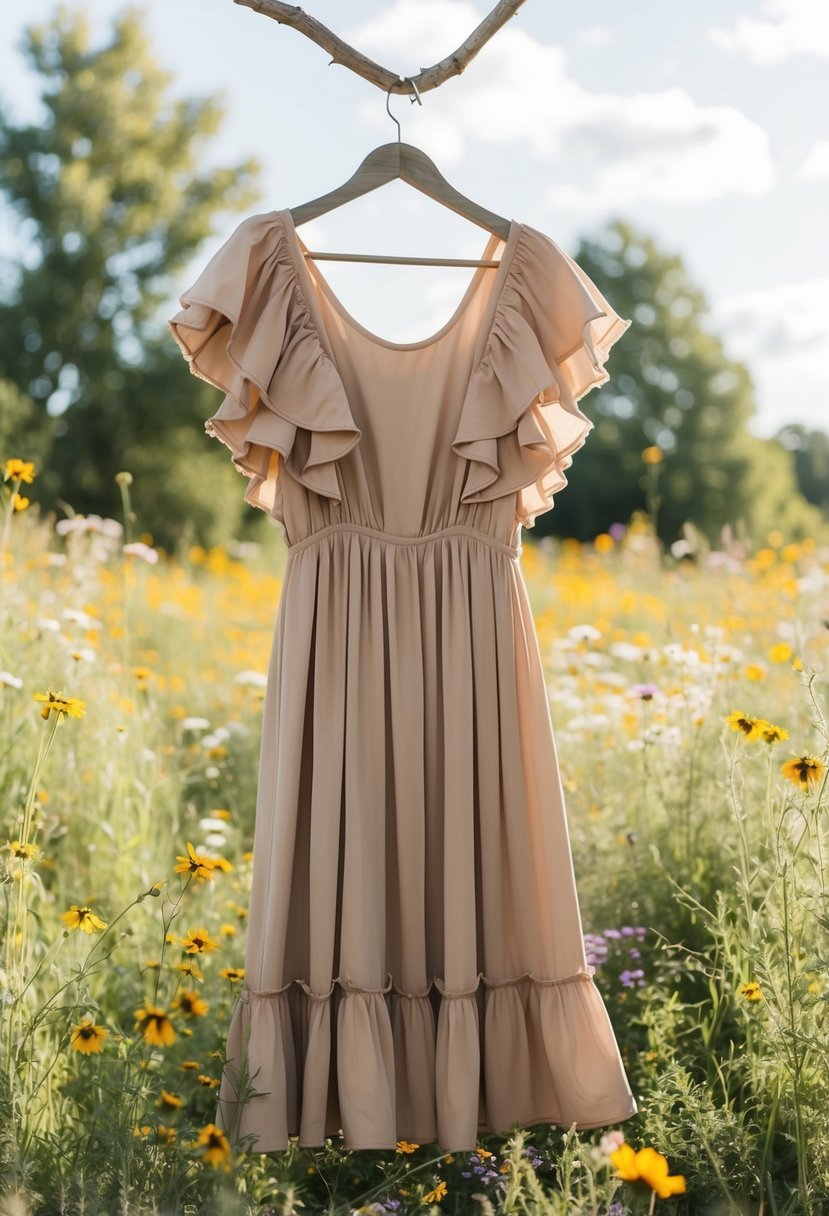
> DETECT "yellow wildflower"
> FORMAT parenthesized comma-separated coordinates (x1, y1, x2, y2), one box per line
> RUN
(641, 446, 664, 464)
(4, 458, 36, 483)
(197, 1074, 220, 1087)
(769, 642, 793, 663)
(175, 990, 209, 1017)
(755, 721, 789, 745)
(188, 1122, 232, 1170)
(8, 840, 39, 861)
(61, 905, 107, 934)
(34, 689, 86, 721)
(173, 959, 205, 982)
(12, 493, 29, 511)
(158, 1089, 183, 1109)
(69, 1017, 109, 1054)
(738, 981, 763, 1001)
(134, 1005, 176, 1047)
(780, 755, 825, 789)
(610, 1143, 686, 1197)
(422, 1179, 448, 1204)
(219, 967, 245, 983)
(174, 841, 216, 881)
(397, 1140, 420, 1153)
(725, 710, 763, 739)
(181, 927, 219, 955)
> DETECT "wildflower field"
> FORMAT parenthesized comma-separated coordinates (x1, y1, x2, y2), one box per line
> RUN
(1, 457, 828, 1216)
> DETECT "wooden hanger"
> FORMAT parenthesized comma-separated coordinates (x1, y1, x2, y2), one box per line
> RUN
(288, 79, 511, 268)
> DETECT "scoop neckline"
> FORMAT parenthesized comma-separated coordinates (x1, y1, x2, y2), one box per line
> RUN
(276, 208, 522, 353)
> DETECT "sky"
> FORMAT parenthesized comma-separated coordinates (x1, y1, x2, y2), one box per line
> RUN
(2, 0, 828, 438)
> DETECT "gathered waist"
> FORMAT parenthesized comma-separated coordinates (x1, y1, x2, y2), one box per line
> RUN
(286, 521, 522, 561)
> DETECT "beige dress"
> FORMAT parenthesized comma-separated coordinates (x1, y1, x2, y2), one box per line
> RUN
(168, 208, 637, 1153)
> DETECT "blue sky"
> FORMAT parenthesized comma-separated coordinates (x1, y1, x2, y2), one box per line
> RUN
(3, 0, 828, 438)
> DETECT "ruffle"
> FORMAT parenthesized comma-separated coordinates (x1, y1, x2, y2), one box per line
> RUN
(452, 225, 632, 529)
(214, 967, 637, 1152)
(167, 213, 360, 515)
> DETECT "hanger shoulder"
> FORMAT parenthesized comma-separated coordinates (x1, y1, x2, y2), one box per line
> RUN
(290, 144, 402, 227)
(288, 140, 511, 245)
(397, 144, 510, 239)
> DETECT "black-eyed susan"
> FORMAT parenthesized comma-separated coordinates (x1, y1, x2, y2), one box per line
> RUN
(219, 967, 245, 984)
(422, 1179, 448, 1204)
(69, 1017, 109, 1054)
(188, 1122, 232, 1170)
(173, 959, 205, 982)
(756, 721, 789, 745)
(157, 1089, 183, 1110)
(133, 666, 153, 691)
(134, 1005, 176, 1047)
(174, 842, 216, 881)
(7, 840, 39, 862)
(197, 1074, 220, 1087)
(210, 856, 233, 873)
(4, 458, 36, 483)
(738, 981, 763, 1002)
(781, 755, 826, 789)
(218, 923, 237, 938)
(610, 1143, 686, 1197)
(181, 927, 219, 955)
(179, 1059, 202, 1071)
(156, 1124, 177, 1146)
(34, 689, 86, 721)
(12, 493, 30, 511)
(175, 990, 209, 1017)
(397, 1140, 419, 1153)
(61, 905, 107, 934)
(725, 710, 762, 740)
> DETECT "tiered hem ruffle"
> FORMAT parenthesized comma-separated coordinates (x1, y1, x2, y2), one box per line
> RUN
(215, 968, 637, 1153)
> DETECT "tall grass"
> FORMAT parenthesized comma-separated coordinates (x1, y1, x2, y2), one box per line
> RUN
(1, 463, 827, 1215)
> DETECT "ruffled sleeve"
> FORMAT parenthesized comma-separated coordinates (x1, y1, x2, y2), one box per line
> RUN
(167, 213, 360, 516)
(452, 225, 631, 529)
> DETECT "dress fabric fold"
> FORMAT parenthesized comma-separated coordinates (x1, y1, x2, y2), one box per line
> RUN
(168, 208, 637, 1152)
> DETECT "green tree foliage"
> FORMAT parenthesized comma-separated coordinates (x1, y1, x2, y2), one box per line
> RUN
(542, 221, 820, 546)
(0, 4, 262, 551)
(776, 422, 829, 514)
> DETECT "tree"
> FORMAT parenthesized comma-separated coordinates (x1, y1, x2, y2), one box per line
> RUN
(775, 423, 829, 514)
(542, 220, 819, 547)
(0, 4, 262, 550)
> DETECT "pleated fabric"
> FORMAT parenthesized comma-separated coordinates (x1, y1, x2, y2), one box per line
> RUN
(168, 208, 637, 1152)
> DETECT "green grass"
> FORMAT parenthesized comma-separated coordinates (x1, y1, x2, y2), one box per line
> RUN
(1, 467, 828, 1215)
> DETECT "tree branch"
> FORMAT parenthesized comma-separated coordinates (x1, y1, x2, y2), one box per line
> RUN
(233, 0, 528, 93)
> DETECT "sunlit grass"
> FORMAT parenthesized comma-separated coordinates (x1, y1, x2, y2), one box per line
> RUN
(1, 459, 828, 1215)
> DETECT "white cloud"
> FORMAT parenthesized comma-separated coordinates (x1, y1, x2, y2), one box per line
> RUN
(796, 139, 829, 180)
(708, 0, 829, 63)
(345, 0, 776, 207)
(572, 25, 614, 50)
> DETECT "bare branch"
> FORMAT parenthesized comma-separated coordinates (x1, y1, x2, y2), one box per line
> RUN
(233, 0, 528, 93)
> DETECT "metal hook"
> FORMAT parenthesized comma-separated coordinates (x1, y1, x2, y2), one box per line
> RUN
(385, 75, 423, 143)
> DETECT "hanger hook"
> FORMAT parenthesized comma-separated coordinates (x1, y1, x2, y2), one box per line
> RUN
(385, 76, 423, 143)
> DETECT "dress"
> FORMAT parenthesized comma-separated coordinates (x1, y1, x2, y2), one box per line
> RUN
(168, 208, 637, 1154)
